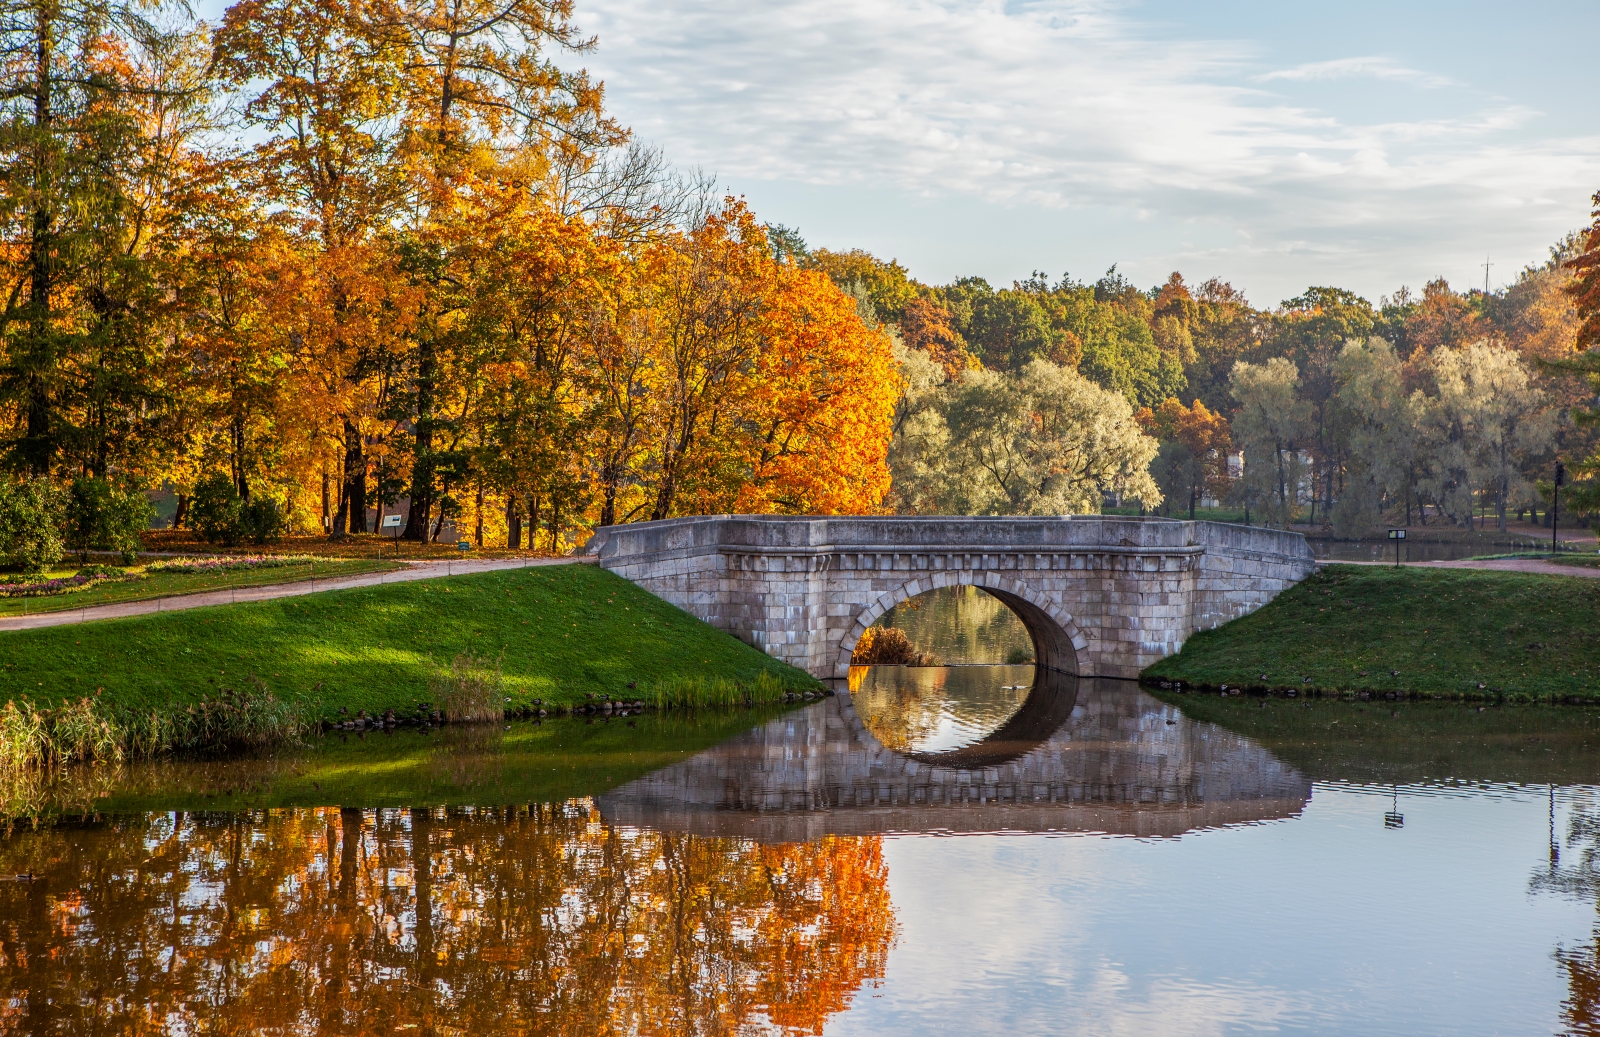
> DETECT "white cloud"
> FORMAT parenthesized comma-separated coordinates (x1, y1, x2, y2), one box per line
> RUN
(1257, 56, 1457, 88)
(571, 0, 1600, 300)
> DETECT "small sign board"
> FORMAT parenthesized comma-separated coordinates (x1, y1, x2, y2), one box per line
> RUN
(381, 514, 404, 530)
(457, 540, 472, 552)
(1387, 528, 1406, 540)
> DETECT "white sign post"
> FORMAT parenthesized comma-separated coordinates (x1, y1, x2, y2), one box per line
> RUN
(381, 513, 404, 557)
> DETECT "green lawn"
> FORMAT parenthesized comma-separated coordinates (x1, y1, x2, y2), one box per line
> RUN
(0, 564, 818, 721)
(1144, 564, 1600, 701)
(0, 558, 399, 616)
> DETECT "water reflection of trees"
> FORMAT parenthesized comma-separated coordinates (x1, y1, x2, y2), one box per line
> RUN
(0, 804, 895, 1035)
(851, 665, 1032, 755)
(1531, 791, 1600, 1035)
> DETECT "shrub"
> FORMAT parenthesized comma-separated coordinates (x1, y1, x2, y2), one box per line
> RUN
(851, 626, 933, 665)
(190, 473, 242, 545)
(65, 477, 153, 563)
(239, 495, 287, 544)
(0, 479, 65, 574)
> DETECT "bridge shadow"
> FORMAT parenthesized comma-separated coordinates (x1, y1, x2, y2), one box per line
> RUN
(597, 675, 1312, 841)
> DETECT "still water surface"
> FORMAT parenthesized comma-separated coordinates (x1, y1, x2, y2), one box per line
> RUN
(3, 594, 1599, 1034)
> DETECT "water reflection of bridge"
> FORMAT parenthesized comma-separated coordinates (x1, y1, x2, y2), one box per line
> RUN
(598, 676, 1311, 841)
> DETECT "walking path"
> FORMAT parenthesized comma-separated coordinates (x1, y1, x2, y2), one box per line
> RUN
(0, 556, 592, 633)
(1329, 557, 1600, 579)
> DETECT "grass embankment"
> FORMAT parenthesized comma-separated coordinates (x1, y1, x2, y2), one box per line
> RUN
(0, 557, 398, 616)
(1144, 564, 1600, 701)
(1156, 692, 1600, 786)
(0, 565, 820, 767)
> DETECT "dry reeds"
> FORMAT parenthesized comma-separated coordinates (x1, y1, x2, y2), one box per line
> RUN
(0, 681, 317, 773)
(429, 652, 506, 723)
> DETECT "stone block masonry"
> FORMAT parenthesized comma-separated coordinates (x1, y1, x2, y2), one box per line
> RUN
(583, 515, 1315, 680)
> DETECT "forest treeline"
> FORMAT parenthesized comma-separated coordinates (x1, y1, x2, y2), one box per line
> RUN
(0, 0, 898, 557)
(778, 219, 1600, 532)
(2, 0, 1599, 561)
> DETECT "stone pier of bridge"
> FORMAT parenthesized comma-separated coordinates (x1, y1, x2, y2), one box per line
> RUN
(584, 515, 1315, 681)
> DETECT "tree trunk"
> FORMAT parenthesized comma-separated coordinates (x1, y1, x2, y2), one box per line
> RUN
(340, 420, 366, 534)
(473, 482, 483, 547)
(404, 337, 438, 542)
(22, 12, 54, 477)
(506, 494, 521, 549)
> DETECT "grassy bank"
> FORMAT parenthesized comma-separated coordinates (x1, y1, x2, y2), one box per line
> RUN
(0, 565, 819, 765)
(0, 557, 398, 616)
(1144, 564, 1600, 701)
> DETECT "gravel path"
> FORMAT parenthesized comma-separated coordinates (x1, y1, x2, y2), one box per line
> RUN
(1328, 557, 1600, 578)
(0, 556, 592, 633)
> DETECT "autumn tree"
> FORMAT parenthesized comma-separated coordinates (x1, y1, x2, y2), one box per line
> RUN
(1137, 397, 1231, 519)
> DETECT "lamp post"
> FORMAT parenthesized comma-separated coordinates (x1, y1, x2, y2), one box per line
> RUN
(1552, 462, 1566, 556)
(1387, 527, 1406, 568)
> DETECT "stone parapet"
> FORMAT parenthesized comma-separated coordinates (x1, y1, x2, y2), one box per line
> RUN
(585, 516, 1314, 679)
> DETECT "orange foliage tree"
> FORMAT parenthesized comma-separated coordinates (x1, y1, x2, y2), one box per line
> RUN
(1137, 397, 1232, 518)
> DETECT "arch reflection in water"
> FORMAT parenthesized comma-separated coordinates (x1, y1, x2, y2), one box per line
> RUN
(597, 676, 1311, 841)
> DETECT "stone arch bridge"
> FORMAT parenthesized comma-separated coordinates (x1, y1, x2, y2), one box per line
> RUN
(585, 516, 1314, 680)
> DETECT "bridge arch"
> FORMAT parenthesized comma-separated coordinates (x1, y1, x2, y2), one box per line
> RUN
(834, 570, 1089, 680)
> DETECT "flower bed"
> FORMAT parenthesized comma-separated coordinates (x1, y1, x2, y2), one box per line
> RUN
(0, 570, 129, 599)
(143, 555, 316, 574)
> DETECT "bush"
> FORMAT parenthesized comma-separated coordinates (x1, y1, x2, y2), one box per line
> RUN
(239, 495, 287, 544)
(851, 626, 934, 665)
(65, 477, 153, 563)
(0, 479, 65, 574)
(190, 473, 242, 546)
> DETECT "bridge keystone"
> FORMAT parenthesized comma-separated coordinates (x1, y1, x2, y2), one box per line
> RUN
(584, 516, 1315, 680)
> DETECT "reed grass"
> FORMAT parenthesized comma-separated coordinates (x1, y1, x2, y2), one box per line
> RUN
(429, 652, 506, 723)
(645, 669, 795, 710)
(0, 681, 319, 772)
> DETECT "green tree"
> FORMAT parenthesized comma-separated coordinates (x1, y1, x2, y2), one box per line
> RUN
(0, 477, 63, 571)
(64, 475, 151, 561)
(1229, 357, 1310, 527)
(0, 0, 195, 478)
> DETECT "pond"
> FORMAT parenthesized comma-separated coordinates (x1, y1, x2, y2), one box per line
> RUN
(3, 590, 1600, 1035)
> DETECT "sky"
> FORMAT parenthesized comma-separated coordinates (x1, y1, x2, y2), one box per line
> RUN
(568, 0, 1600, 307)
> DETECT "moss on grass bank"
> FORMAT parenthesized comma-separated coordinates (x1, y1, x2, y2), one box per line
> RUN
(0, 564, 819, 733)
(1144, 564, 1600, 701)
